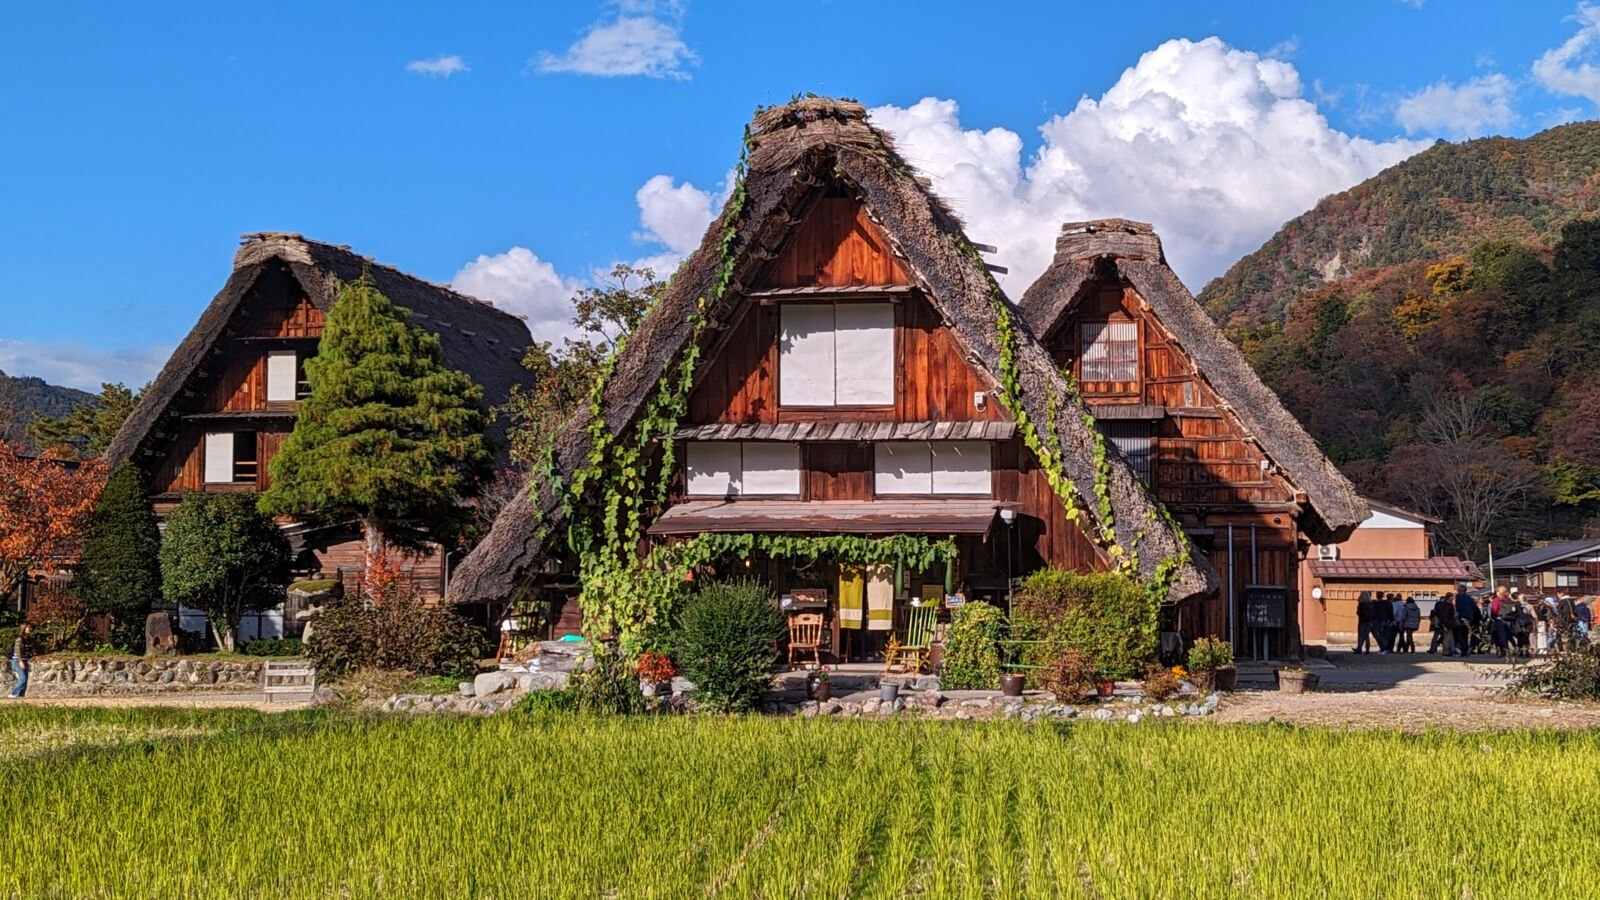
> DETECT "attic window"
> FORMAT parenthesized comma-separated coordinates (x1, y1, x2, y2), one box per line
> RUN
(1098, 421, 1153, 486)
(1081, 321, 1138, 386)
(778, 303, 894, 406)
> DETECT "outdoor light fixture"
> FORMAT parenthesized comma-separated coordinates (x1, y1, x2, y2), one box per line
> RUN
(998, 507, 1016, 525)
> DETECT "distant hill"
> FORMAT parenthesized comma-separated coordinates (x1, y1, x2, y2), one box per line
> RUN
(1191, 121, 1600, 562)
(0, 370, 95, 447)
(1199, 121, 1600, 333)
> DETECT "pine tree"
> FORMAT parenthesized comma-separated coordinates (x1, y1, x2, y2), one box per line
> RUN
(74, 462, 162, 651)
(260, 273, 491, 562)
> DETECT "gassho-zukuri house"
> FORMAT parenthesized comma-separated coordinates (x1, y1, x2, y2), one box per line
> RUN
(447, 97, 1367, 661)
(104, 233, 534, 632)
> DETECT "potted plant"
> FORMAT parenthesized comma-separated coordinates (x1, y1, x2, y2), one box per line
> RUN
(1276, 664, 1319, 694)
(1094, 670, 1116, 698)
(807, 668, 832, 702)
(999, 671, 1025, 697)
(636, 651, 676, 698)
(1186, 636, 1237, 693)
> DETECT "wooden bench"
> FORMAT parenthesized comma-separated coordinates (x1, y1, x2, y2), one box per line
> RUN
(262, 660, 316, 701)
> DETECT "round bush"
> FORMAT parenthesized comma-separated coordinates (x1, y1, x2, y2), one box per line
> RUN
(939, 601, 1006, 689)
(674, 579, 784, 713)
(1011, 568, 1157, 679)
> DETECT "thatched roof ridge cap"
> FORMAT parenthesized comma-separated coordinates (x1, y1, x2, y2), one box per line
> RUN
(1052, 219, 1165, 265)
(750, 98, 867, 135)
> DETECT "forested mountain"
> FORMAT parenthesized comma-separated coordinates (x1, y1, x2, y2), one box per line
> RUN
(1195, 121, 1600, 561)
(0, 370, 93, 447)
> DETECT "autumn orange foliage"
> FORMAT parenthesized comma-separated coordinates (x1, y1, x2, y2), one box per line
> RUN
(0, 443, 106, 601)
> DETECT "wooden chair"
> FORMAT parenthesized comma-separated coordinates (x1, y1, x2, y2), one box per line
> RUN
(884, 606, 938, 674)
(788, 613, 824, 669)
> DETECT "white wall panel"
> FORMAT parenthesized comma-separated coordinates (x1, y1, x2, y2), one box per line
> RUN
(203, 432, 234, 484)
(741, 443, 801, 495)
(686, 442, 742, 497)
(779, 304, 836, 405)
(931, 441, 992, 495)
(874, 442, 932, 495)
(265, 351, 298, 402)
(834, 303, 894, 405)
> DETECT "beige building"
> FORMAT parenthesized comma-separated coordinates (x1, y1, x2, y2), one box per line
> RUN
(1299, 499, 1477, 646)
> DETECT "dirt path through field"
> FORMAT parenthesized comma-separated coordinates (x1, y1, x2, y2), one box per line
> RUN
(1214, 686, 1600, 731)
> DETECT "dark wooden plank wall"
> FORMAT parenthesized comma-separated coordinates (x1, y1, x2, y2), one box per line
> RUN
(312, 538, 446, 601)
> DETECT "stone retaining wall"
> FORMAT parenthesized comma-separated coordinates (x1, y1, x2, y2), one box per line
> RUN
(2, 657, 267, 696)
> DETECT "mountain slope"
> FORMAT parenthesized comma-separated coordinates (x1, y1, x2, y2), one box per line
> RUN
(1199, 121, 1600, 333)
(0, 370, 94, 447)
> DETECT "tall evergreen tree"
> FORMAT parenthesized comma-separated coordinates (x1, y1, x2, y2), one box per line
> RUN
(74, 462, 162, 651)
(161, 491, 292, 652)
(260, 273, 491, 560)
(27, 382, 143, 458)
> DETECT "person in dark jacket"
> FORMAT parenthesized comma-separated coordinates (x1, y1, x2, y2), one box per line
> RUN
(1374, 593, 1396, 654)
(1576, 597, 1593, 643)
(1431, 595, 1458, 655)
(7, 623, 32, 699)
(1355, 592, 1375, 654)
(1489, 585, 1513, 657)
(1400, 595, 1421, 653)
(1454, 587, 1480, 658)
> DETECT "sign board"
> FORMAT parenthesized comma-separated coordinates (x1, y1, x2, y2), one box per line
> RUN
(945, 592, 966, 609)
(1244, 585, 1288, 629)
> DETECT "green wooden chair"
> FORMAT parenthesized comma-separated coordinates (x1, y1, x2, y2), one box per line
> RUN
(884, 605, 939, 674)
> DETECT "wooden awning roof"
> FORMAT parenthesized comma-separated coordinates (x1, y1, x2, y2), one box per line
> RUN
(669, 421, 1016, 443)
(1309, 557, 1476, 581)
(645, 499, 1005, 536)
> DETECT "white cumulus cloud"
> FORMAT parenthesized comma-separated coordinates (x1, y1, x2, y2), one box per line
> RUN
(537, 1, 697, 80)
(1395, 73, 1517, 137)
(1533, 2, 1600, 107)
(632, 174, 717, 256)
(406, 55, 468, 78)
(0, 339, 171, 393)
(451, 248, 585, 345)
(868, 37, 1429, 291)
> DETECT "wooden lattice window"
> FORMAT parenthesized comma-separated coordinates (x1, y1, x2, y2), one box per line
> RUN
(1080, 321, 1138, 387)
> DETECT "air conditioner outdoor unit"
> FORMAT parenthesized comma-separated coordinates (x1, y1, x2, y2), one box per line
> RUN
(1317, 545, 1340, 561)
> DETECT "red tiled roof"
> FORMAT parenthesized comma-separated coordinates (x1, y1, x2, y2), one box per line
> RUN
(1310, 557, 1475, 581)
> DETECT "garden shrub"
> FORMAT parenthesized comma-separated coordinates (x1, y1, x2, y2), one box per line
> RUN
(1011, 568, 1158, 679)
(1039, 646, 1096, 701)
(567, 642, 646, 715)
(1507, 641, 1600, 699)
(1187, 636, 1235, 672)
(674, 579, 784, 713)
(304, 576, 483, 680)
(939, 601, 1006, 689)
(240, 638, 303, 657)
(24, 587, 89, 654)
(514, 687, 581, 716)
(1142, 664, 1181, 701)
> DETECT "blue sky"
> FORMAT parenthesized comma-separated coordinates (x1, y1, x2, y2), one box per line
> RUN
(3, 0, 1599, 390)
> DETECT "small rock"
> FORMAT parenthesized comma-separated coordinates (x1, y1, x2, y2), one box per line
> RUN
(310, 686, 343, 706)
(800, 700, 821, 718)
(861, 698, 880, 715)
(670, 676, 696, 694)
(955, 710, 973, 720)
(821, 700, 843, 715)
(1091, 708, 1114, 722)
(1126, 712, 1142, 724)
(959, 698, 992, 709)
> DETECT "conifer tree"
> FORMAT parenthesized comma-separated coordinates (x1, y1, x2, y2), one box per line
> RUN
(260, 273, 491, 562)
(75, 462, 162, 651)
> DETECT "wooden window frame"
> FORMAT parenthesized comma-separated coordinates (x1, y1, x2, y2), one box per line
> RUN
(1079, 317, 1140, 397)
(777, 301, 898, 411)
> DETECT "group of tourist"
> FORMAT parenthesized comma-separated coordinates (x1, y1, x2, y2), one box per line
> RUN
(1355, 584, 1593, 658)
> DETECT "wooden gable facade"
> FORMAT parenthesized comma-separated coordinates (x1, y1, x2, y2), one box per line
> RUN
(668, 193, 1108, 584)
(1020, 220, 1369, 657)
(106, 233, 534, 606)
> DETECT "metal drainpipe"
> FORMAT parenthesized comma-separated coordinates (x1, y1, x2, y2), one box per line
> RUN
(1251, 526, 1260, 660)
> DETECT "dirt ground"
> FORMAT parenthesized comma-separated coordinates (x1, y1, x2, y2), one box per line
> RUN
(1213, 686, 1600, 732)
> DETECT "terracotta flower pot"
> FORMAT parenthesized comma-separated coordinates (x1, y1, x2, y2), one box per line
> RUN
(808, 681, 831, 702)
(1094, 678, 1116, 698)
(1213, 666, 1238, 693)
(1000, 673, 1025, 697)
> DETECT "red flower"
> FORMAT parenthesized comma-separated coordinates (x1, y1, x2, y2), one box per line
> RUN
(636, 652, 677, 683)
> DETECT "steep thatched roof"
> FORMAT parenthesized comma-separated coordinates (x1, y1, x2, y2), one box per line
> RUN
(1018, 220, 1369, 544)
(105, 233, 533, 469)
(447, 99, 1218, 606)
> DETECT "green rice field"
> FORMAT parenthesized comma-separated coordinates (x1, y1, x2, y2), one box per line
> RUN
(2, 706, 1597, 899)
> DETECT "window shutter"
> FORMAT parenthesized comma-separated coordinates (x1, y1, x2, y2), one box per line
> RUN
(930, 441, 992, 495)
(833, 303, 894, 405)
(741, 443, 801, 495)
(203, 432, 235, 484)
(874, 442, 932, 495)
(778, 305, 836, 406)
(265, 351, 298, 402)
(686, 443, 743, 497)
